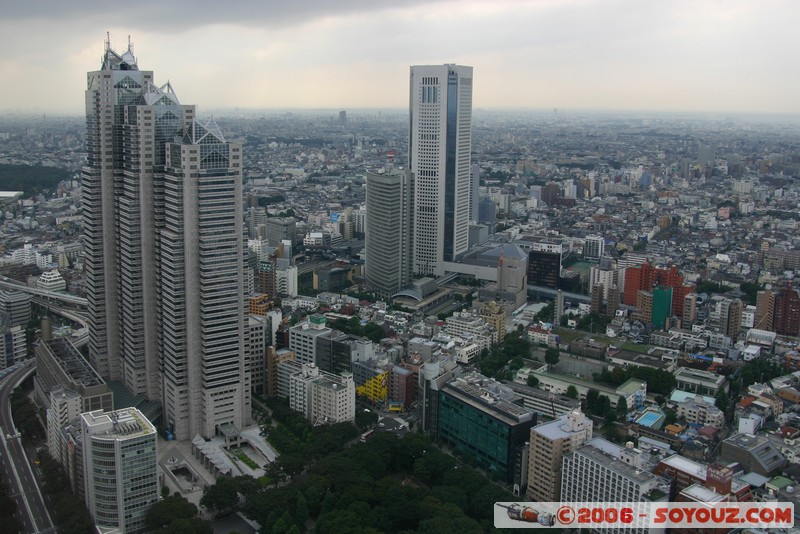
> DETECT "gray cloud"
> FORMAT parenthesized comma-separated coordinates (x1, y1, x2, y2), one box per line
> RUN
(6, 0, 443, 30)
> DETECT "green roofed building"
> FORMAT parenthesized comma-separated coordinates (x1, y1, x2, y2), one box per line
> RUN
(652, 286, 673, 331)
(437, 372, 536, 485)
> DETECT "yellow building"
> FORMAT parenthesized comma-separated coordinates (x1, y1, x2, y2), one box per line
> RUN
(481, 301, 506, 344)
(357, 371, 389, 403)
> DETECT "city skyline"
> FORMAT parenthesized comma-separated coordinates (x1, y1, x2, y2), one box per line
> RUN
(2, 0, 799, 115)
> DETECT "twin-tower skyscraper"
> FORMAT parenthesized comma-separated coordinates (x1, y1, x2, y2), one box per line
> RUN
(82, 40, 250, 441)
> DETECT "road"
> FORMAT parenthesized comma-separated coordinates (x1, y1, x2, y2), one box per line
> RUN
(0, 361, 54, 533)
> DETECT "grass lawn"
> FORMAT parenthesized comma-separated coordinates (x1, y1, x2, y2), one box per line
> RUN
(553, 328, 586, 343)
(233, 448, 259, 470)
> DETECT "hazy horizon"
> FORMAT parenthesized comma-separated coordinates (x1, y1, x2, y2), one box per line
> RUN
(1, 1, 798, 116)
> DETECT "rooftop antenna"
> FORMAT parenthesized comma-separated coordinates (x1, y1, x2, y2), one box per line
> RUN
(128, 34, 133, 54)
(105, 31, 111, 52)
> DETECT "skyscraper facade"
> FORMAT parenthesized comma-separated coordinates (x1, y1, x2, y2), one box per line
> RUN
(159, 119, 250, 440)
(409, 64, 473, 276)
(365, 170, 414, 297)
(83, 41, 249, 440)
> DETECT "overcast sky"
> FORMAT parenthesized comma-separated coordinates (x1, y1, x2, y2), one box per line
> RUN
(1, 0, 797, 114)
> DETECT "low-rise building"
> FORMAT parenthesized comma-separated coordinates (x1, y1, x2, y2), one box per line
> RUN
(720, 433, 788, 476)
(674, 367, 728, 396)
(675, 395, 725, 428)
(286, 362, 355, 425)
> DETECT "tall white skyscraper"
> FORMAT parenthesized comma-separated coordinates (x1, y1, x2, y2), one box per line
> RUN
(409, 64, 473, 276)
(83, 39, 249, 440)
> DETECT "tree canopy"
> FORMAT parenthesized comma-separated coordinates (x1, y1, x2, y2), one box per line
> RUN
(595, 365, 676, 395)
(0, 163, 71, 196)
(146, 494, 212, 533)
(240, 431, 515, 533)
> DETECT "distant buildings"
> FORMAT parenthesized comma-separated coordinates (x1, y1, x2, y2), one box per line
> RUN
(623, 263, 692, 318)
(583, 235, 604, 259)
(674, 395, 725, 428)
(0, 290, 31, 328)
(719, 433, 787, 477)
(289, 315, 352, 374)
(409, 64, 473, 276)
(773, 284, 800, 336)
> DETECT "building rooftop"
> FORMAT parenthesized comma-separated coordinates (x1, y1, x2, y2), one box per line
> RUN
(675, 367, 726, 385)
(83, 407, 155, 440)
(609, 349, 672, 370)
(681, 483, 727, 503)
(532, 410, 591, 440)
(576, 439, 666, 485)
(723, 433, 787, 474)
(443, 372, 534, 425)
(670, 390, 715, 405)
(45, 337, 105, 387)
(659, 454, 708, 481)
(618, 378, 648, 396)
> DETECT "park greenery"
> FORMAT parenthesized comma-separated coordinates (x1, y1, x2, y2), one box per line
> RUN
(594, 365, 676, 396)
(695, 278, 762, 304)
(478, 330, 530, 379)
(329, 315, 388, 344)
(233, 448, 259, 470)
(259, 396, 360, 482)
(561, 312, 612, 335)
(739, 357, 784, 389)
(0, 163, 71, 196)
(145, 494, 213, 533)
(544, 347, 560, 367)
(200, 431, 515, 533)
(534, 301, 554, 322)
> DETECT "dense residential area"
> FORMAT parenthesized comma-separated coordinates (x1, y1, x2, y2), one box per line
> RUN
(0, 32, 799, 534)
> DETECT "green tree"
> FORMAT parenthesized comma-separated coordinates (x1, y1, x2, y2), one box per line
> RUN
(545, 347, 560, 366)
(295, 492, 309, 523)
(566, 385, 579, 399)
(305, 485, 322, 517)
(715, 389, 730, 413)
(526, 374, 539, 387)
(585, 388, 600, 414)
(146, 495, 199, 531)
(616, 396, 629, 418)
(664, 408, 677, 426)
(200, 476, 239, 514)
(596, 395, 612, 420)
